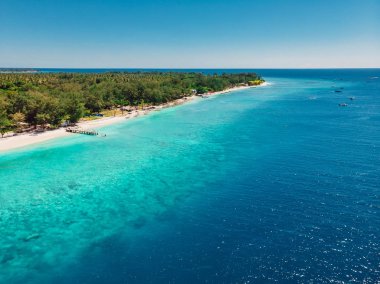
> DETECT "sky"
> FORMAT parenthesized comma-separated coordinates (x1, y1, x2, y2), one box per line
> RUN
(0, 0, 379, 68)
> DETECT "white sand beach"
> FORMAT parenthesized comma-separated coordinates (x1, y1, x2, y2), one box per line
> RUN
(0, 84, 265, 152)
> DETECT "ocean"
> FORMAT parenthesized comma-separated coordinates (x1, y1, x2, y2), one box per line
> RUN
(0, 69, 379, 283)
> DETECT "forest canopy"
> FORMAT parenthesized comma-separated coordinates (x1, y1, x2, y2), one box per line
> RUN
(0, 72, 263, 134)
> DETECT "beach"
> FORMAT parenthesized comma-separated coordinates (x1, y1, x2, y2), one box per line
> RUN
(0, 116, 127, 152)
(0, 84, 266, 152)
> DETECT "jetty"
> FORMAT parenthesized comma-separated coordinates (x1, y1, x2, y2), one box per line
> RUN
(66, 127, 99, 136)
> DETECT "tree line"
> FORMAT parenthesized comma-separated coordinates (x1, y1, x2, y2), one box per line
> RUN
(0, 72, 263, 136)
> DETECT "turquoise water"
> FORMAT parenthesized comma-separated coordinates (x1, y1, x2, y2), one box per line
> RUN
(0, 70, 379, 283)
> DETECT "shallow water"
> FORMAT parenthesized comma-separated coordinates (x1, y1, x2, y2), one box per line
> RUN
(0, 70, 379, 283)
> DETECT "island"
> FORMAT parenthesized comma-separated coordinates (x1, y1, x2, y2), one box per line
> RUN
(0, 72, 265, 150)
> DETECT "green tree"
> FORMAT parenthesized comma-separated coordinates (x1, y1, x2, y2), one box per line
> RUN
(63, 93, 85, 123)
(36, 113, 50, 129)
(85, 93, 103, 113)
(11, 112, 26, 132)
(0, 114, 12, 138)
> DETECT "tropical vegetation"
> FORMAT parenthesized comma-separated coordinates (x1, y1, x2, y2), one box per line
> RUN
(0, 72, 264, 134)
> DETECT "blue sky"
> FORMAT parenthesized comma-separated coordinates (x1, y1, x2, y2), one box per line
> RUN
(0, 0, 379, 68)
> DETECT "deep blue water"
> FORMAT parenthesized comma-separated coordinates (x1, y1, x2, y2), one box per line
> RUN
(0, 69, 379, 283)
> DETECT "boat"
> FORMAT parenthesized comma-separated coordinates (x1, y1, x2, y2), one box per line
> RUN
(339, 103, 348, 107)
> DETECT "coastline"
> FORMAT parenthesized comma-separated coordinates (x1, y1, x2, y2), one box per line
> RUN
(0, 83, 267, 153)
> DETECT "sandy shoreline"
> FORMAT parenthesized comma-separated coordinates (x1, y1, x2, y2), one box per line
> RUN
(0, 84, 267, 153)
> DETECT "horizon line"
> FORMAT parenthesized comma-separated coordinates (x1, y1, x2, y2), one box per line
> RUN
(1, 67, 380, 70)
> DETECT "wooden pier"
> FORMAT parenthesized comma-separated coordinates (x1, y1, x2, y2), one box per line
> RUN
(66, 127, 99, 136)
